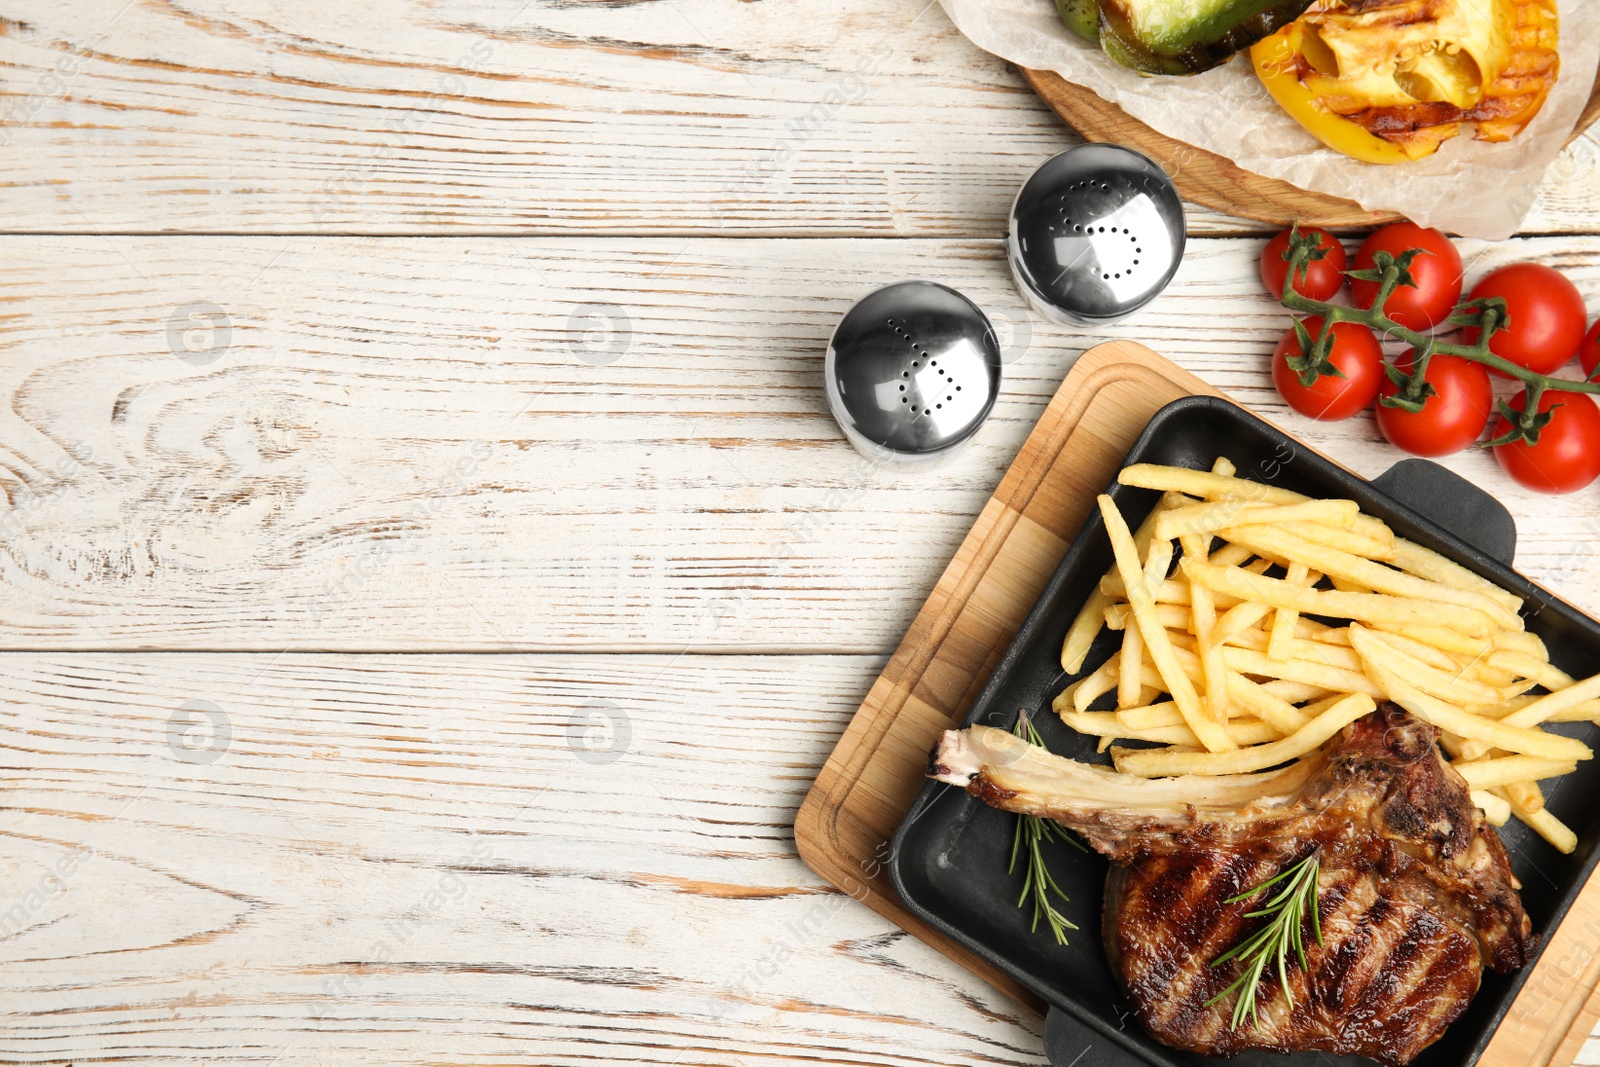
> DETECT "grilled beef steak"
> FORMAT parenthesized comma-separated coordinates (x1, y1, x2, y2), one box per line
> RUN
(927, 704, 1537, 1065)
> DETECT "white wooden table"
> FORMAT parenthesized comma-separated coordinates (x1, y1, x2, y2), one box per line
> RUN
(3, 3, 1600, 1063)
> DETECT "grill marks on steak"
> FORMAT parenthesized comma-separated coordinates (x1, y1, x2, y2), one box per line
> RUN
(1110, 828, 1487, 1059)
(926, 704, 1537, 1066)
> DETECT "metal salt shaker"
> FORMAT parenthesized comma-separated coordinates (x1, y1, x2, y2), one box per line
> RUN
(825, 281, 1004, 468)
(1008, 144, 1187, 325)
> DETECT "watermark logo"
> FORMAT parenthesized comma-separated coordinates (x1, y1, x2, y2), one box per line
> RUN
(166, 301, 233, 366)
(988, 306, 1033, 366)
(567, 700, 631, 764)
(167, 699, 232, 764)
(565, 303, 632, 367)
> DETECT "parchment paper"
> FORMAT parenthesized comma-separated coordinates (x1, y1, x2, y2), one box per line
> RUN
(939, 0, 1599, 238)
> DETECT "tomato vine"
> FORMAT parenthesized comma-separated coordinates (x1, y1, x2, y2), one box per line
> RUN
(1274, 226, 1600, 448)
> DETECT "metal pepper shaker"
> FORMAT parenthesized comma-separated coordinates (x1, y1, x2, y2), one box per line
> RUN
(825, 280, 1003, 468)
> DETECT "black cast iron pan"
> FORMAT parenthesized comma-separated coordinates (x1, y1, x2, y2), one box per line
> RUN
(888, 395, 1600, 1067)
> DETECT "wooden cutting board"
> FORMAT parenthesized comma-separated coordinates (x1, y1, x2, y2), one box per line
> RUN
(1021, 65, 1600, 228)
(794, 338, 1600, 1067)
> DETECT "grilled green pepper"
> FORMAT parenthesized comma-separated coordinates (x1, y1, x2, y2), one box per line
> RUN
(1055, 0, 1101, 42)
(1096, 0, 1314, 75)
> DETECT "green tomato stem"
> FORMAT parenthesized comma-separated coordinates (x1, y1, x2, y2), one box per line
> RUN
(1279, 249, 1600, 402)
(1406, 340, 1436, 401)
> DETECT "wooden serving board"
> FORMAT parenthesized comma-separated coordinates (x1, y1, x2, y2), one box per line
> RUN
(1021, 65, 1600, 229)
(794, 339, 1600, 1067)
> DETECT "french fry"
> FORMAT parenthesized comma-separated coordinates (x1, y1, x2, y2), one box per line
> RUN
(1350, 626, 1592, 761)
(1119, 623, 1145, 709)
(1540, 702, 1600, 724)
(1268, 562, 1309, 661)
(1452, 755, 1577, 790)
(1503, 779, 1546, 815)
(1112, 693, 1376, 776)
(1144, 534, 1176, 590)
(1309, 627, 1354, 647)
(1210, 541, 1255, 569)
(1099, 495, 1235, 753)
(1210, 456, 1237, 478)
(1391, 538, 1524, 615)
(1519, 806, 1576, 852)
(1498, 671, 1600, 729)
(1165, 628, 1198, 652)
(1265, 680, 1337, 703)
(1119, 463, 1302, 504)
(1226, 671, 1313, 734)
(1060, 587, 1112, 675)
(1356, 629, 1511, 707)
(1470, 694, 1543, 719)
(1489, 650, 1575, 693)
(1066, 653, 1121, 714)
(1215, 600, 1274, 644)
(1115, 701, 1181, 729)
(1222, 645, 1385, 698)
(1221, 628, 1364, 673)
(1372, 622, 1493, 661)
(1061, 490, 1186, 673)
(1299, 692, 1358, 717)
(1117, 465, 1393, 544)
(1061, 710, 1282, 748)
(1157, 499, 1357, 541)
(1180, 532, 1229, 727)
(1117, 700, 1261, 730)
(1462, 661, 1526, 690)
(1105, 602, 1191, 632)
(1494, 782, 1576, 853)
(1471, 789, 1512, 825)
(1219, 523, 1524, 631)
(1278, 519, 1397, 562)
(1184, 558, 1498, 638)
(1102, 574, 1190, 605)
(1349, 626, 1457, 671)
(1493, 629, 1547, 658)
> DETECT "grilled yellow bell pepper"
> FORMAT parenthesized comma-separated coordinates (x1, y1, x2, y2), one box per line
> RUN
(1250, 26, 1418, 165)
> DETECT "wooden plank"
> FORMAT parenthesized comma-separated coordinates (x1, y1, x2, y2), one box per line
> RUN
(1, 0, 1598, 236)
(2, 235, 1599, 651)
(0, 651, 1062, 1066)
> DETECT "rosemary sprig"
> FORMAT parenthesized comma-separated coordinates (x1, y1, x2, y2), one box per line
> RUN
(1205, 852, 1323, 1030)
(1007, 710, 1085, 946)
(1275, 225, 1600, 448)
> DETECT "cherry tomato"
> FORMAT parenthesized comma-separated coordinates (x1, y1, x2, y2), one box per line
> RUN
(1260, 226, 1346, 302)
(1271, 317, 1384, 421)
(1459, 263, 1588, 376)
(1374, 351, 1493, 457)
(1349, 222, 1463, 332)
(1491, 389, 1600, 494)
(1579, 317, 1600, 381)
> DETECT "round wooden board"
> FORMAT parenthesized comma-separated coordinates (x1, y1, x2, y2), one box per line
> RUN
(1022, 64, 1600, 229)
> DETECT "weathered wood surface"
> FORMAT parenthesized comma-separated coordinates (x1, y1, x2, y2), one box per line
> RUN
(1, 235, 1597, 652)
(6, 1, 1600, 1063)
(0, 653, 1061, 1065)
(0, 0, 1598, 237)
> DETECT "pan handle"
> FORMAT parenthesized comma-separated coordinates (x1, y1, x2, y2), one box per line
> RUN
(1045, 1007, 1161, 1067)
(1370, 458, 1517, 568)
